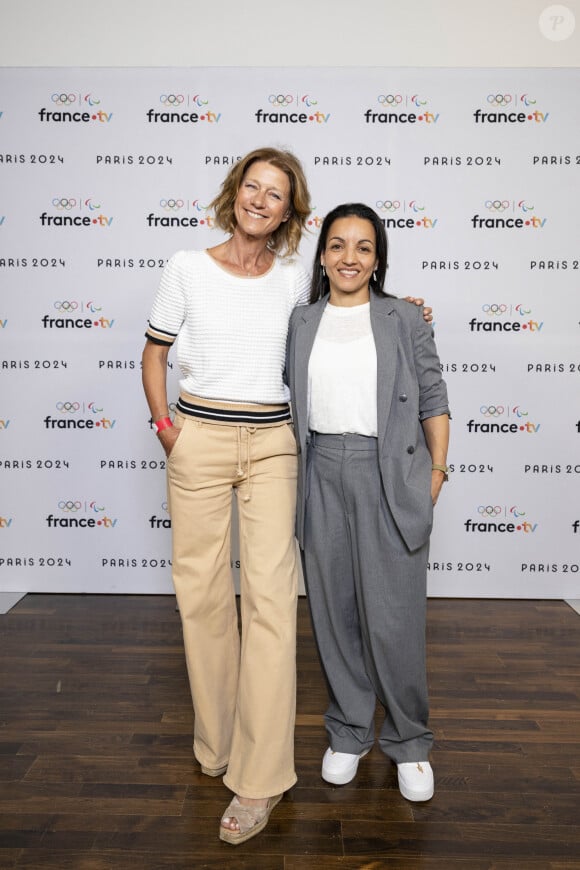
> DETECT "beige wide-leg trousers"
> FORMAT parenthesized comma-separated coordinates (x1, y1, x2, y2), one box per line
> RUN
(167, 395, 299, 799)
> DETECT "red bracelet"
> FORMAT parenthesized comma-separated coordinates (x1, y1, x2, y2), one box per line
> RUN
(153, 416, 173, 435)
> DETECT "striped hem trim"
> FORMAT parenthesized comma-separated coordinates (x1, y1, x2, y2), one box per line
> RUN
(145, 324, 177, 345)
(145, 332, 174, 346)
(176, 397, 291, 424)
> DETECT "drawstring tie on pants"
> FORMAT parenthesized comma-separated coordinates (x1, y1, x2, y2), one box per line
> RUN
(236, 426, 256, 501)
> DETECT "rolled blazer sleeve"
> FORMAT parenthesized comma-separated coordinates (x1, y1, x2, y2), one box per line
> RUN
(411, 308, 450, 422)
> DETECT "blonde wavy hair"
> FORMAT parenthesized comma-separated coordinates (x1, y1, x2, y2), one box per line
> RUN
(209, 147, 311, 257)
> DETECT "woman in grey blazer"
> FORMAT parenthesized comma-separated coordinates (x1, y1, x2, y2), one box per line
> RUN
(286, 203, 450, 802)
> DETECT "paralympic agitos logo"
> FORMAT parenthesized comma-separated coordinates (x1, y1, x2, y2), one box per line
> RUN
(465, 505, 538, 533)
(146, 93, 222, 124)
(466, 404, 541, 434)
(46, 499, 118, 529)
(38, 93, 112, 123)
(364, 93, 440, 125)
(42, 300, 115, 331)
(254, 93, 330, 124)
(468, 303, 543, 334)
(43, 401, 116, 431)
(40, 197, 114, 228)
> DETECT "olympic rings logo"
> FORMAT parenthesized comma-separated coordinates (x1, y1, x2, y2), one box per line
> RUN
(378, 94, 403, 105)
(487, 94, 512, 106)
(376, 200, 401, 212)
(269, 94, 293, 106)
(159, 199, 184, 211)
(478, 505, 502, 516)
(485, 200, 511, 212)
(160, 94, 184, 105)
(480, 405, 505, 417)
(51, 93, 77, 105)
(56, 402, 80, 413)
(479, 405, 505, 417)
(481, 303, 507, 316)
(54, 301, 79, 312)
(52, 197, 77, 210)
(58, 500, 81, 512)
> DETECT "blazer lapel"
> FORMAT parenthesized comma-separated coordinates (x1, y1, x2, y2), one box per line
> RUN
(370, 293, 398, 452)
(293, 300, 327, 447)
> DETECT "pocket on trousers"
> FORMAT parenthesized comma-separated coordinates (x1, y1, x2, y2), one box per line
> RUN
(285, 422, 298, 455)
(167, 416, 189, 466)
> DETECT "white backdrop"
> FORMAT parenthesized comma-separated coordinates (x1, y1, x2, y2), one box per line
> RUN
(1, 66, 579, 597)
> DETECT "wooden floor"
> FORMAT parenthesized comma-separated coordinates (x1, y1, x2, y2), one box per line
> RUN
(0, 595, 579, 869)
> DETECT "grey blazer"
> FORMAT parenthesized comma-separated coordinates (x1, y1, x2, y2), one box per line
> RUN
(286, 291, 450, 553)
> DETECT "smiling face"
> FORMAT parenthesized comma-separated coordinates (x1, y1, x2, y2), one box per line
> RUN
(233, 160, 291, 242)
(321, 216, 378, 306)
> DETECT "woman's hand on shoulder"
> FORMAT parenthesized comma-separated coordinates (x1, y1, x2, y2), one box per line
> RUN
(404, 296, 433, 324)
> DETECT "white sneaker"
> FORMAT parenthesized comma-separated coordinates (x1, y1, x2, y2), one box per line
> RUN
(397, 761, 434, 801)
(321, 747, 370, 785)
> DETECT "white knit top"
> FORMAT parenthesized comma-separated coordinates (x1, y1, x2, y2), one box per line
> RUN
(146, 250, 310, 404)
(308, 302, 378, 436)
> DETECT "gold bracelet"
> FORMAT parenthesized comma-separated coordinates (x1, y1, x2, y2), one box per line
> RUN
(432, 464, 449, 481)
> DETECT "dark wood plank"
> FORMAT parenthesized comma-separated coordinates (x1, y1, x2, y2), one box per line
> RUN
(0, 594, 578, 868)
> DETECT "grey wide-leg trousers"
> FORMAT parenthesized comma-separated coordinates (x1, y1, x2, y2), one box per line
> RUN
(302, 432, 433, 764)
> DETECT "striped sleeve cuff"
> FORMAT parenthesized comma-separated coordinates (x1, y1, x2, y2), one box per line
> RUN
(145, 322, 177, 346)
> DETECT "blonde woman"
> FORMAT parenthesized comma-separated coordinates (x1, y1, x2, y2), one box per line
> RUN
(143, 156, 431, 844)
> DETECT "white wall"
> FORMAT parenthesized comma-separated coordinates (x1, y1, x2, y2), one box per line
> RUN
(0, 0, 578, 68)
